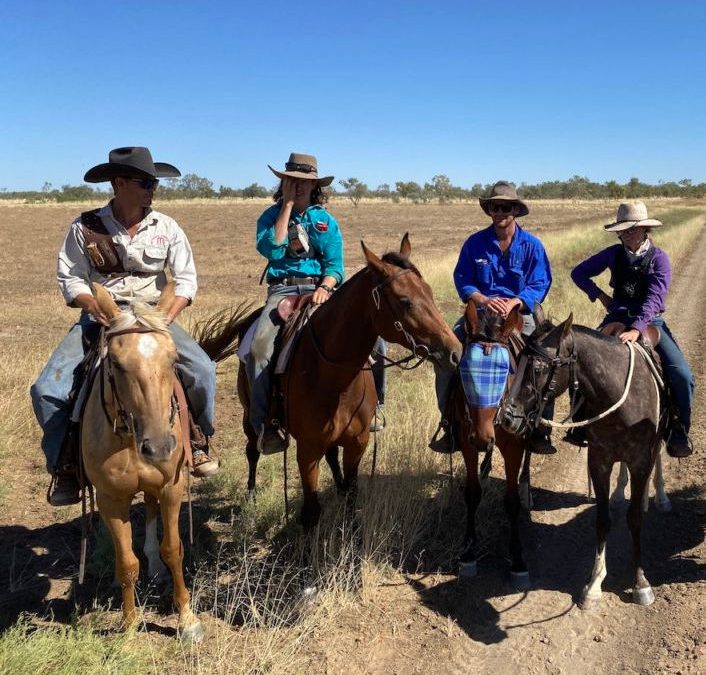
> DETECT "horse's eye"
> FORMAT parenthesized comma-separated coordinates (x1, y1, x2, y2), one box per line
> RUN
(400, 297, 414, 312)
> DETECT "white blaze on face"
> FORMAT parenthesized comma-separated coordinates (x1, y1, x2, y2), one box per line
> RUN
(138, 334, 159, 359)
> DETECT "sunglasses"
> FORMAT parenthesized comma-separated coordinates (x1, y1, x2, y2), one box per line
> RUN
(128, 177, 160, 190)
(488, 202, 514, 214)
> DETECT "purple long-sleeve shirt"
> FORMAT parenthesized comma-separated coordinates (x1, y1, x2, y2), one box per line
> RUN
(570, 242, 671, 333)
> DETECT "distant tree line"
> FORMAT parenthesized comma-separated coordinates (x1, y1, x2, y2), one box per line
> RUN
(2, 173, 705, 203)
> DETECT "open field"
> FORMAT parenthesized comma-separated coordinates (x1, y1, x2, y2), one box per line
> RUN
(0, 199, 704, 674)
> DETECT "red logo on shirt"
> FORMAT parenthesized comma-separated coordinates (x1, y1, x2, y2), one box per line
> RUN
(314, 221, 328, 232)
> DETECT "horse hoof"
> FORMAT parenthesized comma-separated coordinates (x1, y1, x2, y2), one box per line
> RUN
(633, 586, 655, 606)
(579, 592, 602, 611)
(458, 560, 478, 578)
(179, 621, 204, 644)
(510, 570, 531, 591)
(655, 497, 672, 513)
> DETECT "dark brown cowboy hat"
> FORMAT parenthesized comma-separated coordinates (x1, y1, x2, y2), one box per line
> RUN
(479, 181, 529, 218)
(267, 152, 334, 186)
(84, 147, 181, 183)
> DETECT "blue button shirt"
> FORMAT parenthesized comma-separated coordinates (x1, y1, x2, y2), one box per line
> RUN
(256, 202, 345, 284)
(454, 224, 552, 311)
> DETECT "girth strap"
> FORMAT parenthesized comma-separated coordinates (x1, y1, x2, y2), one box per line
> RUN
(173, 375, 193, 468)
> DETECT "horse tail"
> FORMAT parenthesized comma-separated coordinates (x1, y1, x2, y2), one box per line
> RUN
(192, 303, 261, 363)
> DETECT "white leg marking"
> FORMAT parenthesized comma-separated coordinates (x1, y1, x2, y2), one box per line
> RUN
(610, 462, 628, 508)
(583, 546, 608, 601)
(144, 513, 167, 579)
(653, 445, 672, 512)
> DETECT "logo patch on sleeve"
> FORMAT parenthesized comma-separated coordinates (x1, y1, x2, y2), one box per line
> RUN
(314, 221, 328, 232)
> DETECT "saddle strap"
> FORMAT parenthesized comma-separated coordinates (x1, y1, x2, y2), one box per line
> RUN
(173, 375, 193, 468)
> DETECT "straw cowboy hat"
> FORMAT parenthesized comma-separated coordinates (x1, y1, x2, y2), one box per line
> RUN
(479, 181, 529, 218)
(603, 201, 663, 232)
(84, 147, 181, 183)
(268, 152, 334, 186)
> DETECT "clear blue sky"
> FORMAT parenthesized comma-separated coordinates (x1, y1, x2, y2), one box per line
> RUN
(2, 1, 705, 190)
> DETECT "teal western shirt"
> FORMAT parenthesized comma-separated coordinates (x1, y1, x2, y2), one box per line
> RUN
(256, 202, 344, 284)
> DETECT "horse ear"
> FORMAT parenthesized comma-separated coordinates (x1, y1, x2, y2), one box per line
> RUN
(156, 281, 176, 314)
(465, 300, 479, 337)
(400, 232, 411, 258)
(561, 312, 574, 340)
(92, 283, 121, 320)
(532, 302, 546, 328)
(502, 304, 522, 339)
(361, 240, 387, 276)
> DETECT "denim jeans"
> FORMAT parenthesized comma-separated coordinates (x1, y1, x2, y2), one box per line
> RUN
(601, 314, 694, 431)
(30, 312, 216, 472)
(371, 337, 387, 405)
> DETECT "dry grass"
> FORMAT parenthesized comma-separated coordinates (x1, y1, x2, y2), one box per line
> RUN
(0, 199, 703, 672)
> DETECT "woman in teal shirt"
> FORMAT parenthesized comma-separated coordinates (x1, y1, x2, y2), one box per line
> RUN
(248, 153, 344, 455)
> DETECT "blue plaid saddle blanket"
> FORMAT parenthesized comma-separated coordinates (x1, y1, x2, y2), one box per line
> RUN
(460, 343, 511, 408)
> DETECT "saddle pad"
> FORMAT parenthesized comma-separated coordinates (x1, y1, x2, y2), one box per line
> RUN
(460, 343, 510, 408)
(237, 320, 258, 363)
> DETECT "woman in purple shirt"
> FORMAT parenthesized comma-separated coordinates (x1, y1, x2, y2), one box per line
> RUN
(571, 201, 693, 457)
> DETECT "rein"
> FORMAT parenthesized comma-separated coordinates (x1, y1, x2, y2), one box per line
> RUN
(520, 333, 648, 430)
(306, 266, 436, 371)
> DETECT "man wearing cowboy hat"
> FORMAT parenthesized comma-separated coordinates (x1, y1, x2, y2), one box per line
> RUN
(571, 201, 694, 457)
(31, 147, 219, 506)
(430, 181, 555, 454)
(246, 152, 347, 455)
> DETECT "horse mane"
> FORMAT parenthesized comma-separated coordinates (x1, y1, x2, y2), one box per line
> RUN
(109, 302, 171, 335)
(380, 252, 421, 275)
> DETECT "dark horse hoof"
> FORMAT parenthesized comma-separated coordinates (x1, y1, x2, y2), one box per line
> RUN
(458, 560, 478, 578)
(510, 570, 531, 591)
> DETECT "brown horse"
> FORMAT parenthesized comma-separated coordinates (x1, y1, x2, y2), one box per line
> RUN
(227, 235, 462, 532)
(81, 283, 202, 641)
(449, 301, 533, 589)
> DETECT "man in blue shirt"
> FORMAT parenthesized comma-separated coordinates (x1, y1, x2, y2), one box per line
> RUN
(430, 181, 555, 454)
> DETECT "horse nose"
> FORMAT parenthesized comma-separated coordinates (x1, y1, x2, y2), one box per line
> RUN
(140, 439, 157, 458)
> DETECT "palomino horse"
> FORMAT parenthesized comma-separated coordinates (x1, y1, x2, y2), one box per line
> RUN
(230, 235, 462, 531)
(499, 315, 666, 608)
(81, 283, 202, 641)
(446, 301, 533, 589)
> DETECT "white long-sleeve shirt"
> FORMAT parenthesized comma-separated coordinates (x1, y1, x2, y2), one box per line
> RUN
(57, 202, 198, 305)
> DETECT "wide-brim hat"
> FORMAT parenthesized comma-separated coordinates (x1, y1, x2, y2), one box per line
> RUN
(84, 146, 181, 183)
(603, 201, 663, 232)
(268, 152, 334, 186)
(479, 181, 529, 217)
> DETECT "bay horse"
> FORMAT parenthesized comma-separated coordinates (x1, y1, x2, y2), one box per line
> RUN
(499, 314, 666, 608)
(230, 235, 462, 531)
(81, 282, 203, 641)
(447, 300, 533, 589)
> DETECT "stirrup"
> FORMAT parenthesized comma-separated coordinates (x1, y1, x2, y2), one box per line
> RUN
(429, 420, 455, 454)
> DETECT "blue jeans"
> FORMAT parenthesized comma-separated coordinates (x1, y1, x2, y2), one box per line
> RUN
(371, 337, 387, 405)
(602, 314, 694, 431)
(30, 313, 216, 472)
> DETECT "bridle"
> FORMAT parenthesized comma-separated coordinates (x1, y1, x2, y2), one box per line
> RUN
(369, 267, 442, 370)
(99, 323, 178, 437)
(502, 330, 579, 435)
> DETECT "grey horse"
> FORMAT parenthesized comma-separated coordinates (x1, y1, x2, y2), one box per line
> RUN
(499, 311, 666, 609)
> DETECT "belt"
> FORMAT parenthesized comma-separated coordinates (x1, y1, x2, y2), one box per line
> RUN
(267, 275, 320, 286)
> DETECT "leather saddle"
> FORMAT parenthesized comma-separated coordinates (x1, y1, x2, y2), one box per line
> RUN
(274, 294, 316, 375)
(601, 321, 661, 348)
